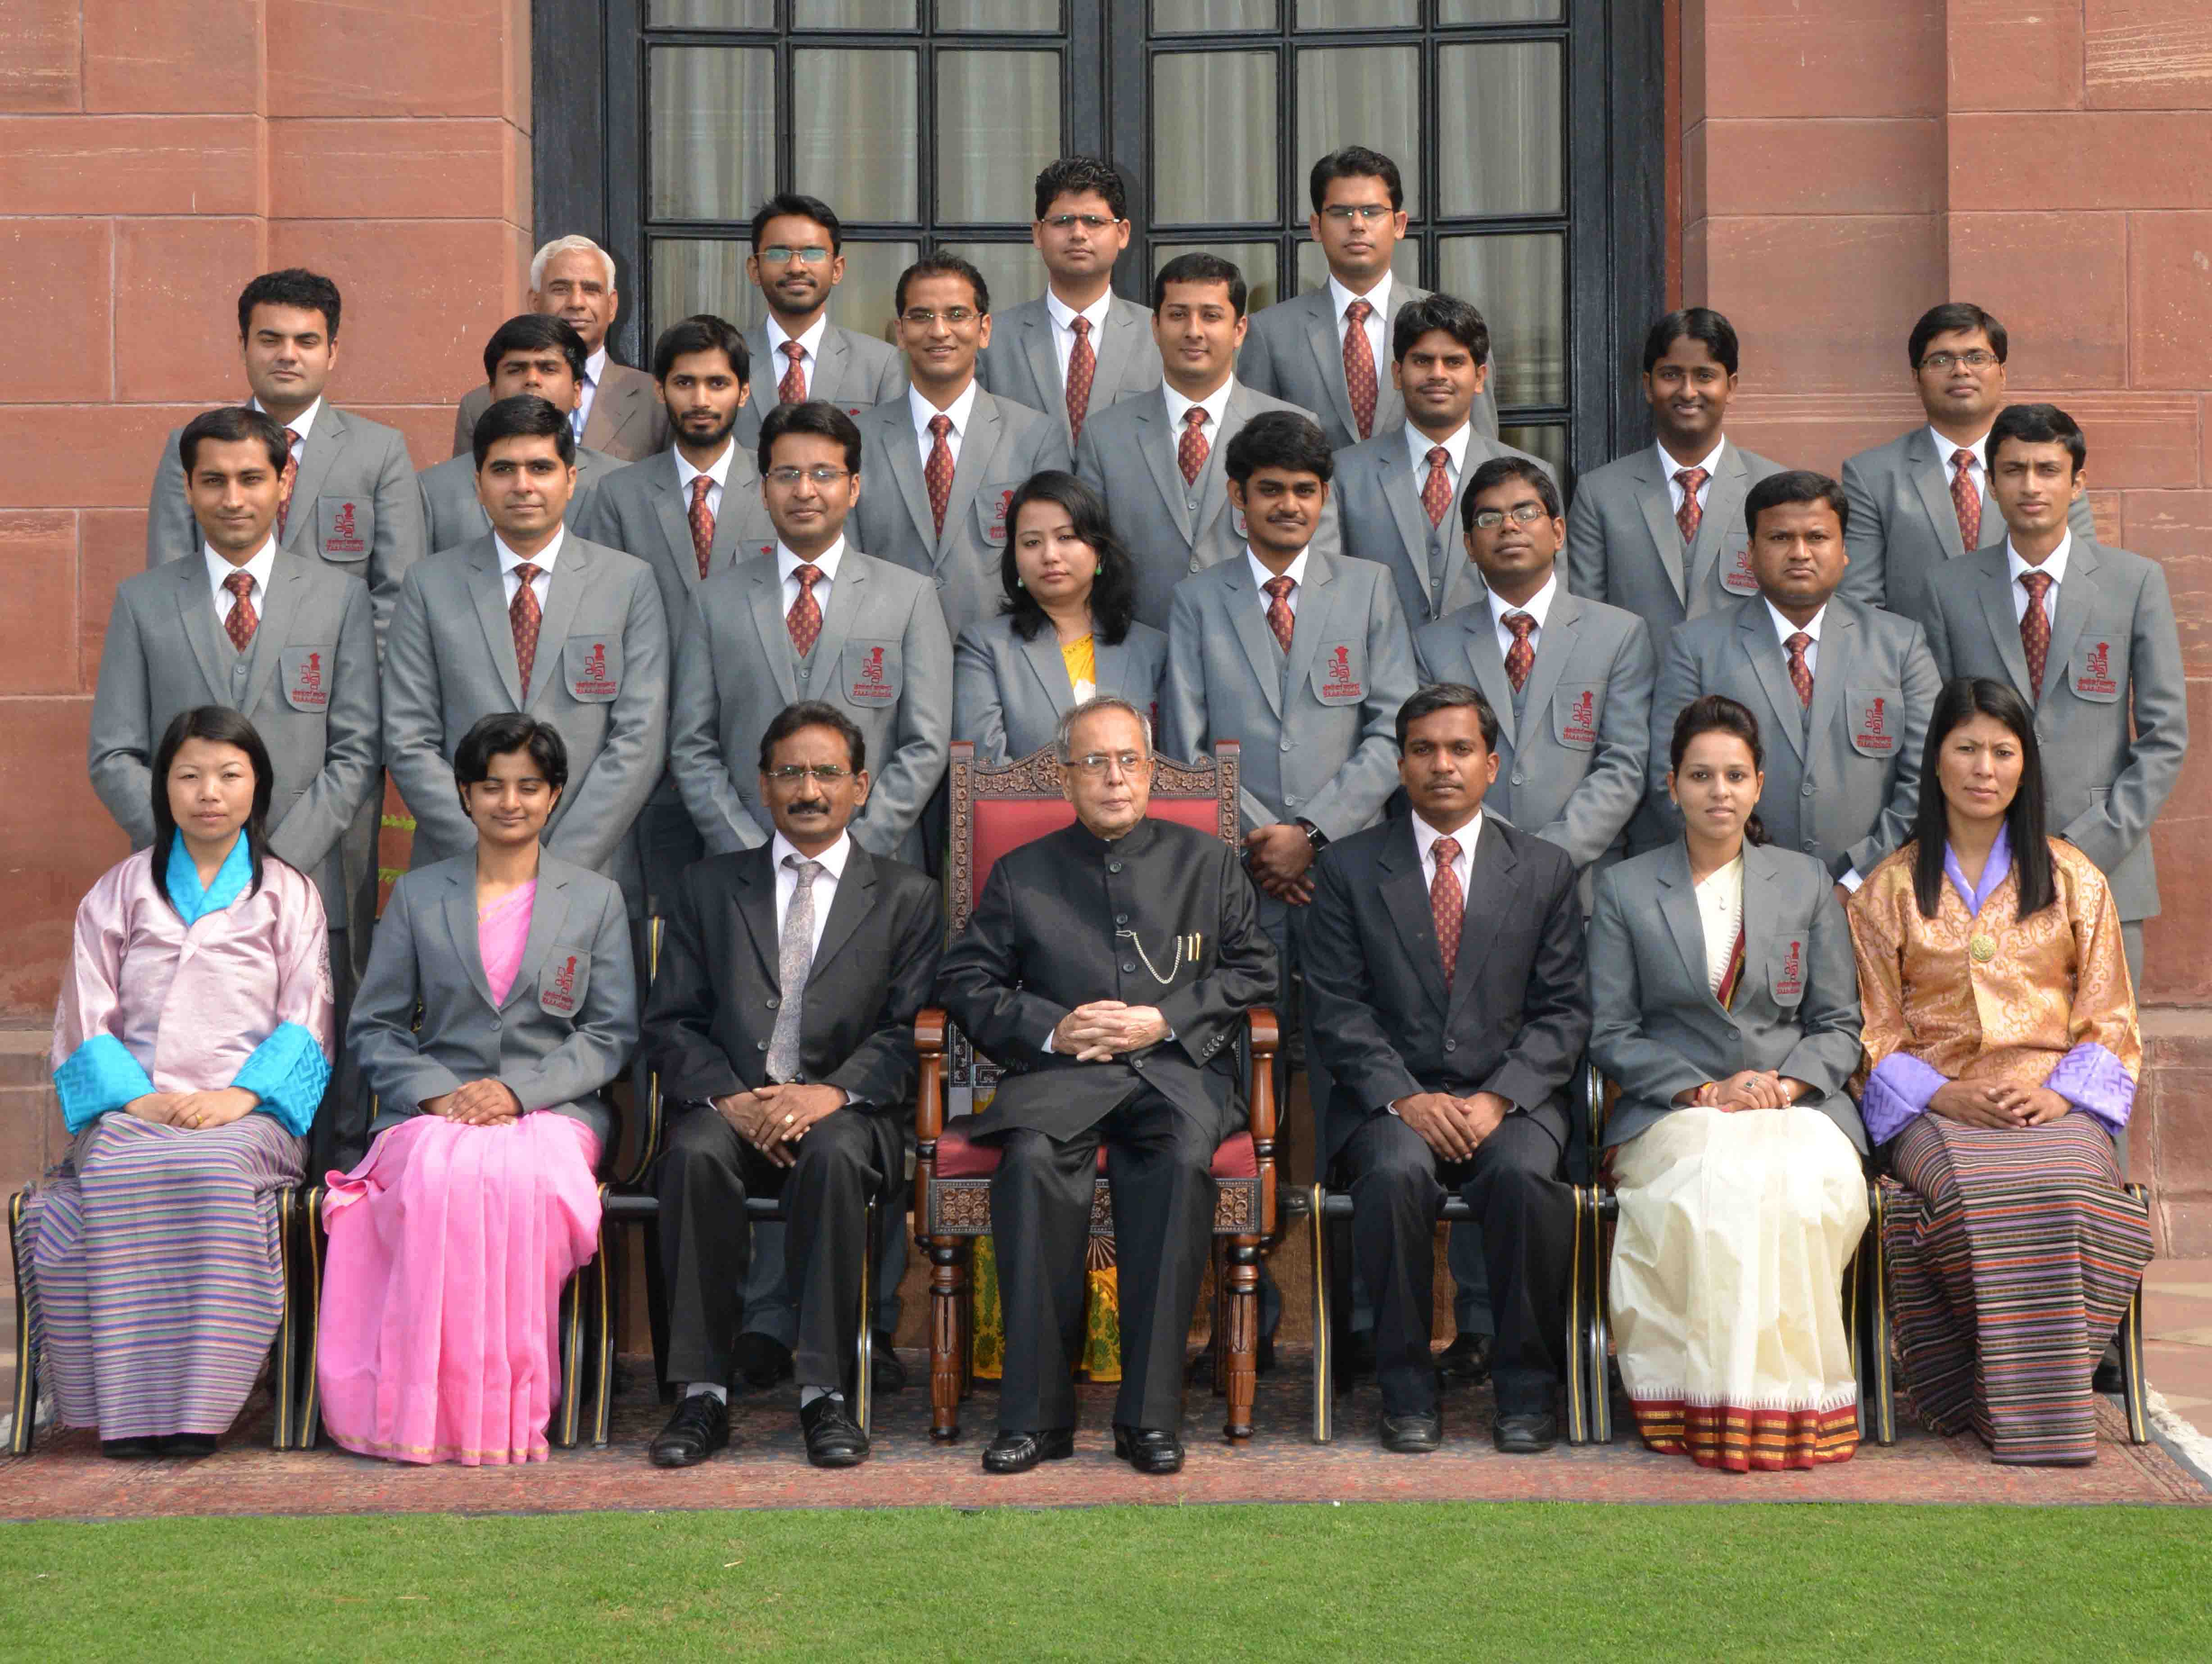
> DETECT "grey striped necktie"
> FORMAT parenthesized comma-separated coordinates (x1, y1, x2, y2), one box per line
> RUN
(765, 855, 823, 1082)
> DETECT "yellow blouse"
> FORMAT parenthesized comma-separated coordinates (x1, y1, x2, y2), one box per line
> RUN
(1060, 633, 1097, 703)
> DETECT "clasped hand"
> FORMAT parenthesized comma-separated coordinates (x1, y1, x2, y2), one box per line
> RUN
(1244, 824, 1315, 904)
(1393, 1090, 1511, 1162)
(1051, 1001, 1171, 1063)
(422, 1078, 525, 1126)
(124, 1086, 258, 1130)
(716, 1081, 847, 1167)
(1928, 1079, 2069, 1128)
(1677, 1070, 1804, 1111)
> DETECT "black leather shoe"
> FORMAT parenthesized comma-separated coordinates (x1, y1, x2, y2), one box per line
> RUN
(1437, 1332, 1495, 1384)
(100, 1437, 163, 1459)
(733, 1332, 793, 1390)
(800, 1395, 869, 1468)
(1112, 1423, 1185, 1475)
(1257, 1333, 1277, 1375)
(649, 1392, 730, 1467)
(159, 1433, 218, 1460)
(981, 1427, 1075, 1474)
(1492, 1410, 1559, 1454)
(871, 1335, 907, 1394)
(1379, 1410, 1442, 1453)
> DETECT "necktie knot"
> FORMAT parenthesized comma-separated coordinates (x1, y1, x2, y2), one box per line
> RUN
(794, 563, 820, 593)
(1505, 611, 1536, 642)
(1785, 630, 1815, 708)
(2021, 570, 2052, 601)
(1070, 315, 1091, 340)
(1263, 575, 1295, 602)
(1183, 407, 1207, 433)
(783, 341, 805, 364)
(224, 571, 254, 598)
(1427, 446, 1450, 470)
(1674, 466, 1709, 497)
(1953, 448, 1976, 477)
(1345, 298, 1372, 326)
(1786, 629, 1812, 653)
(928, 413, 952, 439)
(1431, 836, 1460, 869)
(782, 854, 824, 882)
(513, 562, 541, 591)
(690, 474, 712, 507)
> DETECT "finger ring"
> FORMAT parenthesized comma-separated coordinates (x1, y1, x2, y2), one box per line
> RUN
(784, 1113, 794, 1125)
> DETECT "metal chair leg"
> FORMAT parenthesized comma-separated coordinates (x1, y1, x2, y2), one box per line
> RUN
(1308, 1185, 1333, 1444)
(855, 1201, 877, 1438)
(1564, 1185, 1590, 1446)
(590, 1204, 616, 1448)
(294, 1185, 327, 1450)
(1586, 1192, 1615, 1446)
(9, 1191, 37, 1456)
(1854, 1182, 1895, 1446)
(267, 1188, 299, 1450)
(2119, 1183, 2152, 1445)
(552, 1263, 585, 1450)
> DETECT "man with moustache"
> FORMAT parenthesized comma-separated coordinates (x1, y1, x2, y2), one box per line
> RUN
(733, 194, 907, 452)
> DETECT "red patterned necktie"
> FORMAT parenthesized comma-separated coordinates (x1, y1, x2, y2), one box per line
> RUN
(1421, 445, 1453, 527)
(1951, 448, 1982, 550)
(276, 447, 298, 542)
(688, 473, 715, 580)
(1785, 631, 1814, 708)
(1674, 466, 1709, 547)
(788, 562, 824, 656)
(1430, 835, 1465, 989)
(778, 340, 807, 404)
(925, 413, 955, 538)
(1343, 298, 1378, 441)
(1262, 574, 1296, 654)
(510, 562, 543, 699)
(1065, 315, 1097, 443)
(2020, 570, 2054, 699)
(1503, 611, 1536, 693)
(1179, 406, 1209, 487)
(222, 570, 257, 653)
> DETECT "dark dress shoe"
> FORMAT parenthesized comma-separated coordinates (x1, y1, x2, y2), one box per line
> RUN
(159, 1433, 218, 1460)
(1112, 1424, 1185, 1475)
(100, 1437, 163, 1460)
(2093, 1358, 2126, 1395)
(1257, 1333, 1277, 1375)
(800, 1395, 869, 1468)
(733, 1332, 793, 1390)
(649, 1392, 730, 1467)
(981, 1427, 1076, 1474)
(1379, 1410, 1442, 1453)
(1492, 1410, 1559, 1454)
(871, 1335, 907, 1393)
(1437, 1332, 1495, 1384)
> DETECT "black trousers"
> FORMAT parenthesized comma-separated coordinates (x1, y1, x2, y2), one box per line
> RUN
(657, 1103, 902, 1395)
(990, 1088, 1219, 1434)
(1343, 1108, 1571, 1417)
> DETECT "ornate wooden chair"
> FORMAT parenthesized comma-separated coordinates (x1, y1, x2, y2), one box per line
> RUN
(911, 739, 1278, 1445)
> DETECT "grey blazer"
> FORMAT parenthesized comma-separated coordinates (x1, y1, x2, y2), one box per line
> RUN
(1159, 547, 1417, 841)
(351, 852, 637, 1146)
(1413, 589, 1654, 872)
(416, 445, 619, 555)
(731, 320, 908, 452)
(1564, 439, 1788, 642)
(147, 403, 424, 646)
(383, 533, 671, 889)
(952, 614, 1169, 764)
(1920, 539, 2187, 922)
(1335, 424, 1559, 626)
(977, 294, 1163, 444)
(451, 359, 670, 463)
(1236, 284, 1500, 450)
(89, 552, 380, 919)
(849, 389, 1073, 643)
(1838, 424, 2096, 620)
(667, 547, 952, 859)
(1587, 840, 1868, 1153)
(1648, 596, 1941, 882)
(1073, 381, 1345, 631)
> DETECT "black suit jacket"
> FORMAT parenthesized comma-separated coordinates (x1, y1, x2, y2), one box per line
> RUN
(643, 841, 942, 1118)
(934, 816, 1279, 1144)
(1298, 813, 1591, 1167)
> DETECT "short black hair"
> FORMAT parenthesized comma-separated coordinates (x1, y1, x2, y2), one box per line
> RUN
(1033, 156, 1129, 223)
(1396, 683, 1500, 754)
(1309, 145, 1404, 214)
(1988, 402, 2086, 476)
(758, 399, 863, 479)
(1461, 456, 1562, 533)
(472, 393, 577, 470)
(1392, 292, 1490, 367)
(895, 254, 989, 319)
(149, 707, 278, 917)
(237, 268, 341, 341)
(750, 192, 842, 254)
(454, 712, 569, 794)
(1909, 302, 2008, 369)
(483, 313, 588, 387)
(758, 700, 866, 776)
(1000, 470, 1138, 647)
(1152, 251, 1247, 318)
(1642, 306, 1740, 378)
(1744, 469, 1850, 539)
(1224, 410, 1333, 486)
(652, 313, 751, 384)
(180, 406, 290, 477)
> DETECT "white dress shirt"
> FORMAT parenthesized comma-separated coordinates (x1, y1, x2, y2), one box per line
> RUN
(494, 526, 565, 607)
(1411, 806, 1481, 898)
(1659, 435, 1729, 515)
(778, 536, 847, 616)
(574, 346, 609, 438)
(909, 380, 979, 470)
(1405, 419, 1472, 504)
(767, 313, 830, 393)
(1246, 547, 1310, 626)
(2006, 532, 2071, 622)
(205, 537, 280, 625)
(1161, 376, 1236, 487)
(1489, 572, 1558, 663)
(673, 439, 734, 521)
(770, 830, 851, 961)
(1694, 854, 1745, 996)
(1328, 272, 1395, 367)
(1046, 289, 1114, 384)
(1765, 600, 1826, 680)
(249, 395, 322, 470)
(1929, 423, 1989, 497)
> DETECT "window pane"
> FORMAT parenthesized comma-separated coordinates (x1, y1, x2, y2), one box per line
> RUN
(1438, 232, 1565, 408)
(939, 244, 1045, 320)
(820, 242, 921, 347)
(650, 240, 750, 345)
(938, 52, 1062, 225)
(793, 50, 920, 222)
(938, 0, 1058, 26)
(1293, 239, 1417, 298)
(1437, 42, 1562, 217)
(1502, 423, 1568, 484)
(649, 48, 775, 222)
(1298, 0, 1417, 24)
(1441, 0, 1561, 18)
(793, 0, 919, 25)
(649, 0, 775, 22)
(1152, 0, 1276, 29)
(1296, 46, 1422, 220)
(1152, 241, 1281, 313)
(1151, 53, 1277, 226)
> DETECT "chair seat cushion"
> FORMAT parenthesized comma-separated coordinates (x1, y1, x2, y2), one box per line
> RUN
(935, 1123, 1258, 1180)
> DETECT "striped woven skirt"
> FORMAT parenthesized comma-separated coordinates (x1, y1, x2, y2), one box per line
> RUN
(1884, 1111, 2151, 1465)
(1610, 1105, 1868, 1472)
(23, 1112, 304, 1442)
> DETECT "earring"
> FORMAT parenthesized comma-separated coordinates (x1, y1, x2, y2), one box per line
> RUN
(1095, 565, 1102, 576)
(1015, 577, 1025, 589)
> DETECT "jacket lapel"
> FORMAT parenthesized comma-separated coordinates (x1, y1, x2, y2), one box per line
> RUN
(1804, 603, 1854, 760)
(528, 539, 592, 711)
(937, 393, 1002, 558)
(808, 845, 877, 983)
(1654, 841, 1716, 1005)
(809, 552, 867, 676)
(467, 540, 527, 708)
(440, 866, 499, 1012)
(240, 558, 307, 714)
(646, 452, 707, 599)
(811, 327, 855, 405)
(1020, 307, 1062, 407)
(172, 557, 233, 701)
(1298, 293, 1360, 438)
(732, 849, 780, 985)
(1377, 443, 1439, 605)
(1686, 443, 1749, 601)
(1516, 591, 1579, 747)
(1098, 298, 1149, 402)
(1908, 427, 1967, 560)
(747, 325, 780, 422)
(1738, 603, 1808, 760)
(503, 861, 576, 1012)
(1447, 817, 1518, 1028)
(1973, 555, 2036, 701)
(1634, 449, 1686, 604)
(713, 457, 765, 570)
(1219, 559, 1286, 720)
(1131, 392, 1193, 543)
(1192, 387, 1246, 541)
(279, 406, 344, 552)
(748, 560, 803, 704)
(1453, 607, 1518, 752)
(2043, 539, 2099, 690)
(1281, 548, 1334, 697)
(1092, 631, 1133, 706)
(880, 406, 938, 550)
(1378, 818, 1449, 1017)
(1736, 843, 1779, 1017)
(1019, 627, 1077, 717)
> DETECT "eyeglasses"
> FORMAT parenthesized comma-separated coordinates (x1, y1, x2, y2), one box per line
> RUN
(1042, 214, 1119, 232)
(766, 763, 850, 783)
(757, 246, 833, 266)
(1319, 204, 1395, 224)
(901, 307, 978, 327)
(1921, 350, 1999, 371)
(1470, 502, 1552, 529)
(1066, 751, 1153, 777)
(765, 465, 851, 486)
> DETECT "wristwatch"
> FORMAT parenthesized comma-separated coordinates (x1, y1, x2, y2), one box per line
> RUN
(1295, 818, 1329, 854)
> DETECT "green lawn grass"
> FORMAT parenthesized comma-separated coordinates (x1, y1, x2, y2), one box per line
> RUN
(2, 1502, 2208, 1660)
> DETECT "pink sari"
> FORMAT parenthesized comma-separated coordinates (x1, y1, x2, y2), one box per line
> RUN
(317, 880, 605, 1465)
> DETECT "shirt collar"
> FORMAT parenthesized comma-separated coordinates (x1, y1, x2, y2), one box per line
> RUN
(1944, 823, 2014, 916)
(2006, 531, 2071, 588)
(768, 312, 830, 360)
(1490, 572, 1556, 634)
(1246, 546, 1310, 594)
(771, 829, 852, 884)
(204, 536, 280, 598)
(494, 527, 566, 574)
(1328, 271, 1393, 326)
(778, 536, 846, 585)
(1163, 375, 1235, 434)
(1657, 434, 1727, 481)
(166, 829, 253, 926)
(909, 379, 979, 438)
(583, 346, 608, 389)
(1411, 808, 1482, 868)
(673, 439, 734, 493)
(1408, 420, 1472, 477)
(249, 394, 322, 447)
(1765, 599, 1826, 647)
(1046, 289, 1113, 334)
(1929, 424, 1988, 472)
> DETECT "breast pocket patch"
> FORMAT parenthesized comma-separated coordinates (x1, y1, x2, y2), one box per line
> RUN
(279, 645, 335, 711)
(1769, 936, 1807, 1006)
(2071, 637, 2123, 702)
(1554, 683, 1600, 748)
(1311, 643, 1365, 704)
(1847, 686, 1902, 756)
(316, 497, 370, 561)
(975, 485, 1017, 547)
(564, 635, 622, 701)
(844, 639, 902, 704)
(1720, 533, 1758, 596)
(539, 950, 590, 1017)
